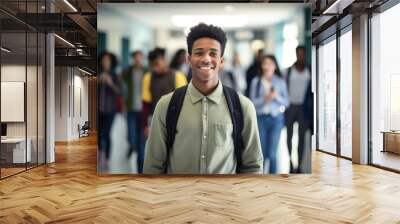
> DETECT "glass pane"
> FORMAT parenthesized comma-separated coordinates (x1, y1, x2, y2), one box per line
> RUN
(371, 4, 400, 171)
(38, 33, 45, 165)
(27, 31, 38, 169)
(339, 30, 352, 158)
(318, 37, 337, 154)
(1, 31, 27, 177)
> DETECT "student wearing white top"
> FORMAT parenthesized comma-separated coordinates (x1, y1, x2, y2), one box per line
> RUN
(285, 46, 311, 173)
(219, 53, 247, 94)
(232, 53, 247, 94)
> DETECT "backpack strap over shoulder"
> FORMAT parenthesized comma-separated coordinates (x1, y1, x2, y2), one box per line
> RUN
(222, 85, 244, 173)
(165, 85, 188, 173)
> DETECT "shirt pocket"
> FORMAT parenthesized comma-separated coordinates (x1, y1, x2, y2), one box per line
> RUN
(214, 122, 233, 147)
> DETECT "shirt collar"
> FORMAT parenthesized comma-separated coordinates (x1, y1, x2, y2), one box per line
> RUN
(188, 81, 223, 104)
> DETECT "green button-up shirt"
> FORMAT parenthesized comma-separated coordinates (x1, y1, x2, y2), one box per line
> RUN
(143, 81, 263, 174)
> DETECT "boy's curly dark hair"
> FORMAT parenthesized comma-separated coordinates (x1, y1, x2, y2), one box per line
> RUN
(186, 23, 227, 56)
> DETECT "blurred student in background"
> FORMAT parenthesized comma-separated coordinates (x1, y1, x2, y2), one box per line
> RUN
(219, 53, 246, 94)
(122, 50, 147, 173)
(170, 48, 190, 79)
(219, 69, 237, 91)
(98, 52, 123, 167)
(232, 52, 247, 94)
(303, 81, 313, 166)
(142, 47, 187, 138)
(285, 46, 311, 173)
(250, 55, 289, 174)
(245, 48, 264, 97)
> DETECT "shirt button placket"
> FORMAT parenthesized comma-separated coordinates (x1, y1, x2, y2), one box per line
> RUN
(200, 97, 208, 174)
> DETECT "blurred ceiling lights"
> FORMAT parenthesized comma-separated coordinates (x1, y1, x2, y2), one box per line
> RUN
(78, 67, 93, 76)
(63, 0, 78, 12)
(1, 47, 11, 53)
(54, 34, 75, 48)
(171, 15, 248, 28)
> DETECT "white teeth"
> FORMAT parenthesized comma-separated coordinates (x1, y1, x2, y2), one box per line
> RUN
(200, 66, 212, 70)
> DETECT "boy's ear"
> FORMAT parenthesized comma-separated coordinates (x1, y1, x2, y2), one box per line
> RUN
(187, 55, 192, 68)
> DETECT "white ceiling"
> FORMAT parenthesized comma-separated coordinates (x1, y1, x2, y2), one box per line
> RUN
(100, 3, 305, 30)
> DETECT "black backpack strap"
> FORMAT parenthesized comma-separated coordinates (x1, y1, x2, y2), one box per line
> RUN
(222, 85, 244, 173)
(165, 85, 188, 173)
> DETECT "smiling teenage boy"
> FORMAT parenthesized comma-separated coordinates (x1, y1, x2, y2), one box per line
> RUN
(143, 23, 263, 174)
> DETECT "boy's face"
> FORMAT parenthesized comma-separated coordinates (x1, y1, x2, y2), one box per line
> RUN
(188, 37, 224, 84)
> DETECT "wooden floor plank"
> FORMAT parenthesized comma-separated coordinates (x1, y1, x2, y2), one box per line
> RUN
(0, 135, 400, 223)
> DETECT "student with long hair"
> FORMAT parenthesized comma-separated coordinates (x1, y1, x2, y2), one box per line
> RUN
(98, 52, 122, 167)
(249, 55, 289, 174)
(170, 48, 190, 77)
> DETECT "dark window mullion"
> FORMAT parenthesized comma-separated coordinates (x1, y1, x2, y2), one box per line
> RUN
(36, 0, 39, 167)
(25, 0, 28, 171)
(367, 11, 373, 165)
(0, 24, 2, 179)
(336, 27, 341, 157)
(316, 44, 319, 150)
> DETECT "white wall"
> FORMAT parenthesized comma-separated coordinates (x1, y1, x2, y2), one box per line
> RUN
(1, 65, 26, 81)
(55, 67, 67, 141)
(1, 64, 46, 163)
(1, 65, 27, 138)
(55, 67, 89, 141)
(71, 73, 89, 138)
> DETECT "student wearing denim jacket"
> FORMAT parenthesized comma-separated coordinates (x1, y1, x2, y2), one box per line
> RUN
(249, 55, 289, 174)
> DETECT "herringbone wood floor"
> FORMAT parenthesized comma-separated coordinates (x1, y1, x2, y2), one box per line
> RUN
(1, 135, 400, 223)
